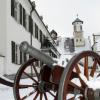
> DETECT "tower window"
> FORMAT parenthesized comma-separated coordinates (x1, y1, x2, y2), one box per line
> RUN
(80, 25, 82, 30)
(76, 39, 78, 42)
(74, 26, 76, 31)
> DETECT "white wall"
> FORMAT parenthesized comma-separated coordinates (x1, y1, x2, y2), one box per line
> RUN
(0, 0, 7, 56)
(0, 57, 5, 75)
(4, 0, 32, 75)
(74, 38, 85, 47)
(0, 0, 52, 75)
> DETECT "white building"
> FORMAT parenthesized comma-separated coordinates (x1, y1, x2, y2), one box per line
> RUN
(0, 0, 60, 76)
(72, 17, 85, 47)
(92, 33, 100, 54)
(56, 17, 92, 55)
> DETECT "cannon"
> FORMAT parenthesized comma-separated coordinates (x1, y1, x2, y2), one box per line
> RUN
(12, 41, 100, 100)
(0, 41, 100, 100)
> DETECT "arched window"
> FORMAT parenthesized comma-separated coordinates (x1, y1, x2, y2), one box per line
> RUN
(74, 26, 76, 31)
(80, 25, 82, 30)
(76, 39, 78, 42)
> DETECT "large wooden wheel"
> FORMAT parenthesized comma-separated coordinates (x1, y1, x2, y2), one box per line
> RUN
(13, 58, 57, 100)
(58, 51, 100, 100)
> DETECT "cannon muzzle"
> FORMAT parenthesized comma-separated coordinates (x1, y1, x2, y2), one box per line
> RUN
(20, 41, 57, 68)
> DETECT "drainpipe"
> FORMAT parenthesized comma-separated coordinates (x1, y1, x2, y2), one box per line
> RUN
(30, 2, 35, 46)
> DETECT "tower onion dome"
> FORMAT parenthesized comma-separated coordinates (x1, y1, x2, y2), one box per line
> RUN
(72, 18, 83, 25)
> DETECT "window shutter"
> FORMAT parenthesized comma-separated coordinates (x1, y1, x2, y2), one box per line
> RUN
(20, 51, 22, 64)
(11, 41, 15, 63)
(15, 44, 17, 64)
(35, 23, 38, 39)
(29, 55, 33, 59)
(11, 0, 15, 17)
(23, 8, 26, 28)
(29, 16, 33, 34)
(17, 45, 20, 64)
(19, 4, 22, 25)
(24, 53, 27, 63)
(40, 30, 42, 43)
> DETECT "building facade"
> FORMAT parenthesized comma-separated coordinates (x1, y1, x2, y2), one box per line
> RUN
(72, 17, 85, 47)
(92, 33, 100, 54)
(0, 0, 60, 75)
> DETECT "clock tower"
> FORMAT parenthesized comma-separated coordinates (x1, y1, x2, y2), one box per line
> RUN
(72, 16, 85, 47)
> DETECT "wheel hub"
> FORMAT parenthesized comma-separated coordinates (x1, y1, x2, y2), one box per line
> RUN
(38, 81, 45, 93)
(84, 87, 100, 100)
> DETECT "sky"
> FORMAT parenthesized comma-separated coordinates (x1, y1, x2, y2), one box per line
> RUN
(31, 0, 100, 38)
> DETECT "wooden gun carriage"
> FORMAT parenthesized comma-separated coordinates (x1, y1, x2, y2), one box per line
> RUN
(1, 41, 100, 100)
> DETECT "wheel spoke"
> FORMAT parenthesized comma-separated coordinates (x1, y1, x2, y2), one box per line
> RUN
(78, 74, 87, 88)
(68, 81, 84, 91)
(71, 72, 87, 88)
(84, 57, 89, 80)
(80, 96, 84, 100)
(90, 60, 98, 77)
(40, 93, 43, 100)
(23, 72, 38, 84)
(67, 96, 75, 100)
(44, 93, 48, 100)
(75, 64, 81, 74)
(70, 71, 79, 79)
(54, 92, 58, 100)
(32, 63, 39, 80)
(21, 90, 36, 100)
(48, 91, 56, 97)
(19, 84, 36, 89)
(33, 91, 39, 100)
(67, 85, 75, 94)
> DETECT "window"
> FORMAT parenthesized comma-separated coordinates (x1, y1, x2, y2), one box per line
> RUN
(29, 15, 33, 34)
(11, 0, 15, 17)
(19, 4, 22, 25)
(23, 8, 26, 28)
(11, 0, 34, 35)
(11, 41, 20, 64)
(35, 23, 38, 39)
(25, 13, 29, 31)
(20, 51, 28, 64)
(14, 0, 18, 21)
(74, 26, 76, 31)
(76, 39, 78, 42)
(11, 41, 29, 64)
(80, 25, 82, 30)
(11, 0, 23, 24)
(15, 44, 20, 64)
(11, 41, 15, 63)
(40, 30, 42, 43)
(42, 34, 45, 45)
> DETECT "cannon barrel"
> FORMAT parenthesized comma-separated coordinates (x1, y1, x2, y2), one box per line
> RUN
(19, 41, 57, 68)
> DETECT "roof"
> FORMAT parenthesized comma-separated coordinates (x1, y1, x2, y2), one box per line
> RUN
(72, 18, 83, 24)
(28, 0, 58, 44)
(51, 30, 58, 36)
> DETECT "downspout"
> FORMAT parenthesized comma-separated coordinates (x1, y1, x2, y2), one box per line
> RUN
(30, 3, 35, 46)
